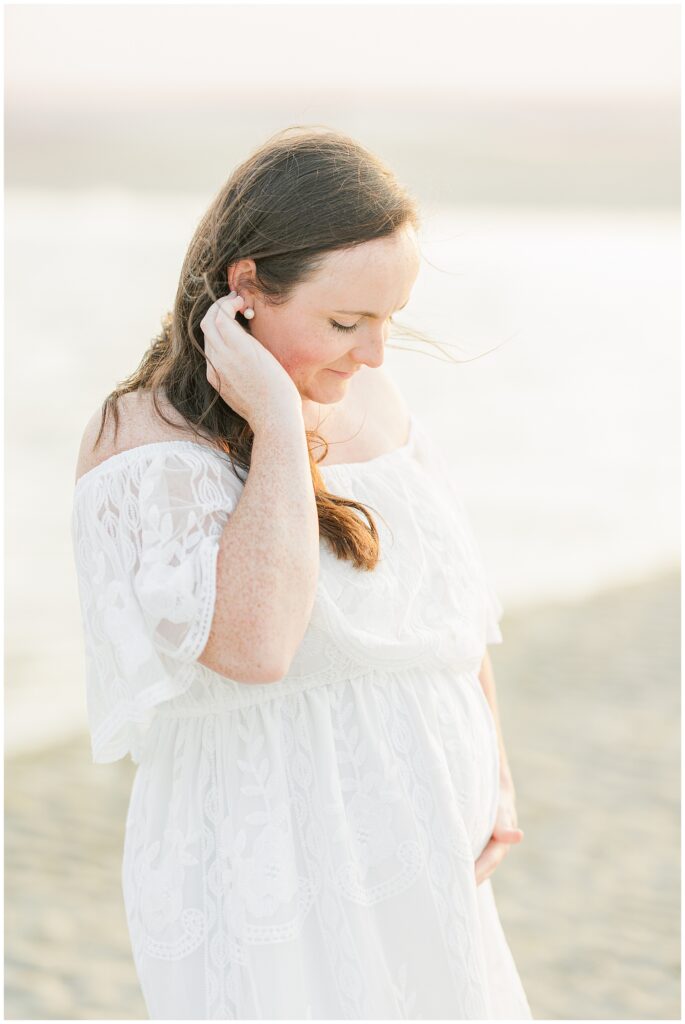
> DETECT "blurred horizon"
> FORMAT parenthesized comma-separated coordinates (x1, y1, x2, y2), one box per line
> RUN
(5, 4, 680, 206)
(7, 93, 680, 208)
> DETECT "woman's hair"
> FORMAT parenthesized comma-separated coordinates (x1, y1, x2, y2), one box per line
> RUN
(95, 124, 437, 571)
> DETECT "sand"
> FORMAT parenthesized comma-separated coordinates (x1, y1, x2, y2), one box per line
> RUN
(4, 567, 680, 1020)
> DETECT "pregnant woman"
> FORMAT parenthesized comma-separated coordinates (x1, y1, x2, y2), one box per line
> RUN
(71, 126, 532, 1019)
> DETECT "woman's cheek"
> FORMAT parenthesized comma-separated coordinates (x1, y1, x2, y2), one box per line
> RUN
(278, 340, 326, 376)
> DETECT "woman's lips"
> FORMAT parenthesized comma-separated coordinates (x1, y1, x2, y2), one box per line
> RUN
(329, 368, 356, 378)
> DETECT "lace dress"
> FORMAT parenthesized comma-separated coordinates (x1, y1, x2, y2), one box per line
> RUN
(71, 411, 532, 1020)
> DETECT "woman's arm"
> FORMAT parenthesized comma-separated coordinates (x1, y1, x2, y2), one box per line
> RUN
(198, 409, 320, 684)
(478, 649, 515, 790)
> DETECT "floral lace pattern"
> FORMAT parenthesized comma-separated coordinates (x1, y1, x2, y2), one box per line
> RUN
(73, 415, 532, 1019)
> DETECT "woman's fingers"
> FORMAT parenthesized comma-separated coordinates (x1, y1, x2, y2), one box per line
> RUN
(216, 293, 246, 323)
(200, 292, 245, 333)
(474, 838, 510, 885)
(493, 823, 524, 843)
(474, 825, 524, 883)
(474, 825, 525, 884)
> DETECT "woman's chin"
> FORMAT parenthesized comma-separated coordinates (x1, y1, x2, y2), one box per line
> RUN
(298, 370, 353, 408)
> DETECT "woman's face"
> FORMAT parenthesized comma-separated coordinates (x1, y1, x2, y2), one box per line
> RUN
(229, 225, 420, 406)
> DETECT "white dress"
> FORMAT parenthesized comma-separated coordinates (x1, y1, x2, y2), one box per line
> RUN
(71, 410, 533, 1020)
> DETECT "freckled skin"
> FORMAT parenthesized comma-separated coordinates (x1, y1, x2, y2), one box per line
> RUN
(228, 224, 421, 437)
(74, 226, 421, 681)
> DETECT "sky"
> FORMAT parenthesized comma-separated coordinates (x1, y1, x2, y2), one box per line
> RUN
(5, 3, 680, 110)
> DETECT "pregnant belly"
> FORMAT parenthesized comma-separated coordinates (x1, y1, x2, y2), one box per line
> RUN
(424, 666, 502, 860)
(126, 663, 501, 928)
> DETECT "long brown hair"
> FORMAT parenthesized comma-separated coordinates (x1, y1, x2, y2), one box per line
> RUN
(95, 125, 439, 571)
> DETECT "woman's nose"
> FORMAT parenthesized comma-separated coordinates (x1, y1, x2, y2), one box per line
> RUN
(354, 327, 386, 368)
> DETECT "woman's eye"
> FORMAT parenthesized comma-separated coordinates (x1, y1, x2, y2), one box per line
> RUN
(330, 320, 359, 333)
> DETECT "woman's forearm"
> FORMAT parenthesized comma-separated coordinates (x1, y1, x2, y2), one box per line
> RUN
(198, 408, 320, 683)
(478, 650, 515, 789)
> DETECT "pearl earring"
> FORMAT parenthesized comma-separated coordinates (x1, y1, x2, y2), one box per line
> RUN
(243, 307, 255, 319)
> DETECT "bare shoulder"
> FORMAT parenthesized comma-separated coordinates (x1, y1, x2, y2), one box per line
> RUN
(353, 366, 411, 443)
(74, 390, 203, 484)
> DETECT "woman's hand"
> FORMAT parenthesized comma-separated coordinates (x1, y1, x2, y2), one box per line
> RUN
(474, 778, 525, 886)
(200, 292, 301, 431)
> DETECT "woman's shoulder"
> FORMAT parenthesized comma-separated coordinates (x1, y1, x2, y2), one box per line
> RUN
(74, 389, 220, 485)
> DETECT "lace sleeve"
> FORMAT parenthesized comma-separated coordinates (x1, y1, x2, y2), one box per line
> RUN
(133, 446, 245, 662)
(71, 443, 245, 764)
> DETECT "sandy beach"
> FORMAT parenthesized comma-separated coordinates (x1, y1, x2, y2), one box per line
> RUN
(4, 566, 680, 1020)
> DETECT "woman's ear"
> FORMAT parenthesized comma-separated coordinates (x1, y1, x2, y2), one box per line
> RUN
(227, 258, 258, 301)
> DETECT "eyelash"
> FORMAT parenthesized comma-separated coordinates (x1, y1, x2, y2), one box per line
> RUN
(330, 316, 395, 333)
(330, 320, 358, 333)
